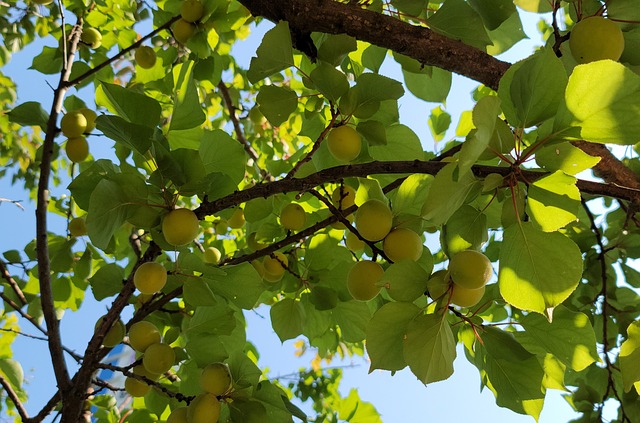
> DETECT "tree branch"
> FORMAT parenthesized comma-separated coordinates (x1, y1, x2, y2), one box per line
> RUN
(0, 259, 28, 305)
(0, 373, 29, 421)
(285, 109, 337, 178)
(196, 160, 640, 219)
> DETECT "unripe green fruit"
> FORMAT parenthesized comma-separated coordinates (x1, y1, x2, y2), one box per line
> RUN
(188, 393, 221, 423)
(263, 252, 288, 282)
(448, 250, 492, 290)
(142, 342, 175, 375)
(214, 218, 228, 234)
(65, 137, 89, 163)
(327, 125, 361, 162)
(162, 208, 200, 246)
(331, 185, 357, 210)
(61, 111, 87, 138)
(128, 320, 162, 352)
(203, 246, 221, 264)
(132, 364, 160, 381)
(68, 217, 87, 237)
(124, 377, 150, 397)
(227, 208, 245, 229)
(173, 19, 197, 44)
(167, 407, 189, 423)
(251, 259, 267, 279)
(81, 27, 102, 49)
(78, 108, 97, 133)
(180, 0, 205, 23)
(345, 231, 365, 253)
(383, 228, 423, 262)
(135, 46, 157, 69)
(450, 283, 485, 308)
(355, 199, 393, 241)
(347, 260, 383, 301)
(426, 270, 450, 300)
(280, 203, 306, 231)
(95, 316, 125, 347)
(570, 16, 624, 64)
(247, 233, 267, 251)
(200, 362, 233, 395)
(133, 262, 167, 295)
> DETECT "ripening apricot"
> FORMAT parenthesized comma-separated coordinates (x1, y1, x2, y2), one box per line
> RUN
(203, 246, 221, 264)
(61, 111, 87, 138)
(227, 208, 245, 229)
(188, 393, 221, 423)
(355, 199, 393, 241)
(180, 0, 205, 23)
(95, 316, 125, 348)
(448, 250, 492, 290)
(327, 125, 362, 162)
(128, 320, 162, 352)
(332, 185, 357, 210)
(142, 342, 176, 375)
(135, 46, 157, 69)
(133, 262, 167, 295)
(347, 260, 384, 301)
(450, 283, 485, 308)
(200, 362, 233, 395)
(78, 108, 97, 133)
(68, 217, 87, 237)
(167, 407, 189, 423)
(247, 233, 267, 251)
(124, 376, 150, 397)
(65, 137, 89, 162)
(162, 208, 200, 246)
(383, 228, 423, 262)
(345, 231, 365, 253)
(279, 203, 306, 231)
(81, 27, 102, 49)
(570, 16, 624, 64)
(263, 252, 288, 282)
(173, 19, 197, 44)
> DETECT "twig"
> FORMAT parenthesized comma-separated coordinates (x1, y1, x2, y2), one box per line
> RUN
(582, 199, 630, 422)
(216, 81, 270, 180)
(550, 0, 570, 57)
(285, 110, 337, 178)
(0, 198, 25, 210)
(0, 328, 83, 363)
(0, 259, 28, 305)
(0, 373, 29, 421)
(63, 16, 180, 88)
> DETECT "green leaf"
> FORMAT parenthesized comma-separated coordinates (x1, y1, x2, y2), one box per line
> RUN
(185, 334, 228, 367)
(337, 389, 382, 423)
(562, 61, 640, 144)
(403, 313, 456, 384)
(458, 96, 501, 177)
(498, 48, 567, 128)
(499, 222, 583, 317)
(380, 261, 429, 302)
(441, 205, 488, 256)
(535, 142, 601, 175)
(8, 102, 49, 131)
(0, 358, 23, 389)
(476, 327, 545, 420)
(514, 0, 553, 12)
(256, 85, 298, 127)
(187, 303, 237, 336)
(517, 305, 598, 372)
(30, 46, 63, 74)
(356, 120, 387, 146)
(170, 61, 206, 131)
(422, 162, 479, 226)
(253, 381, 296, 423)
(332, 300, 371, 343)
(95, 82, 162, 127)
(526, 171, 580, 232)
(317, 34, 357, 66)
(206, 263, 265, 310)
(247, 21, 294, 83)
(270, 298, 305, 342)
(366, 302, 421, 371)
(393, 173, 433, 216)
(67, 160, 120, 210)
(199, 129, 246, 184)
(310, 61, 349, 102)
(620, 321, 640, 393)
(468, 0, 516, 30)
(369, 124, 424, 161)
(402, 67, 452, 103)
(428, 106, 452, 142)
(96, 115, 153, 155)
(427, 0, 492, 49)
(89, 263, 124, 301)
(486, 9, 527, 56)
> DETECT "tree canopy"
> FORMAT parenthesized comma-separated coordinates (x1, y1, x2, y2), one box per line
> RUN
(1, 0, 640, 422)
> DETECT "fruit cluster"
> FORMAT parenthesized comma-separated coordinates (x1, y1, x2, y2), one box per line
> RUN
(426, 250, 492, 308)
(60, 108, 97, 163)
(173, 0, 205, 44)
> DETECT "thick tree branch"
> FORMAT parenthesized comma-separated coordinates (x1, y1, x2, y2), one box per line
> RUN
(237, 0, 510, 90)
(196, 160, 640, 219)
(0, 373, 28, 421)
